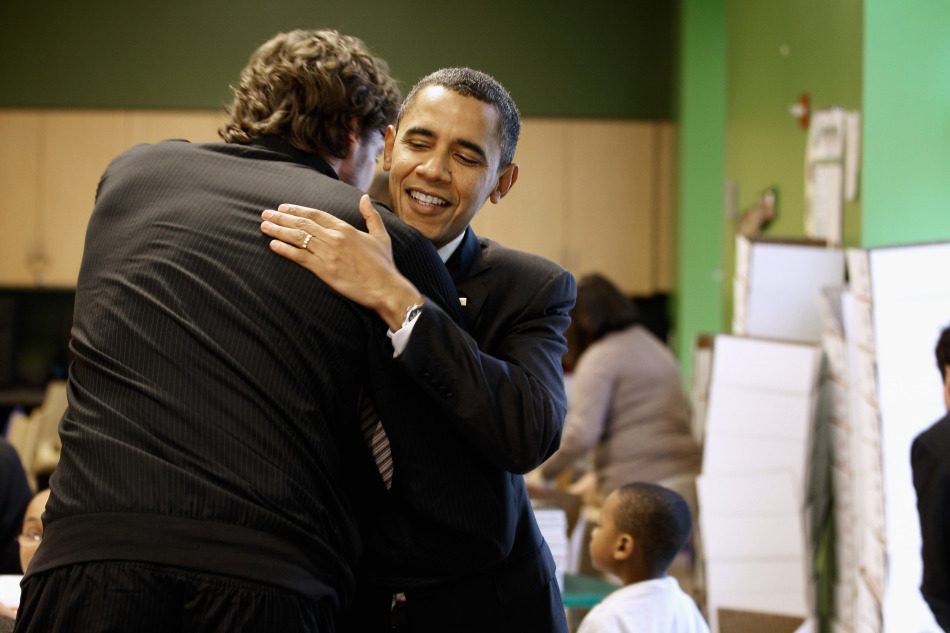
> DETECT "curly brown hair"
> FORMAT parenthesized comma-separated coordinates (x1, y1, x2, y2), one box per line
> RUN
(220, 29, 400, 159)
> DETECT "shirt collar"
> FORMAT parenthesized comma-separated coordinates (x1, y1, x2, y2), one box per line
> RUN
(248, 135, 339, 180)
(436, 229, 467, 264)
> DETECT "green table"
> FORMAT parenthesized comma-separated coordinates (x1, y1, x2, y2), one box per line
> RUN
(562, 573, 619, 609)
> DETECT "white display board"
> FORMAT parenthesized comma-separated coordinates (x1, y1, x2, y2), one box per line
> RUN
(699, 334, 823, 632)
(849, 242, 950, 633)
(734, 236, 846, 344)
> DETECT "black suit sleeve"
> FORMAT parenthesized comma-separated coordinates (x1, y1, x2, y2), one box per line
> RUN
(377, 208, 462, 326)
(913, 432, 950, 630)
(398, 268, 575, 474)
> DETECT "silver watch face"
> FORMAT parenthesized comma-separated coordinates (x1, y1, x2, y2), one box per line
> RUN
(404, 304, 423, 327)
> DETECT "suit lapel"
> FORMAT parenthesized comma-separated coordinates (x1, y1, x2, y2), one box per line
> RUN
(446, 228, 490, 331)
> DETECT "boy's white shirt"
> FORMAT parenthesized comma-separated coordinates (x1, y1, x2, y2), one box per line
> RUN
(577, 576, 710, 633)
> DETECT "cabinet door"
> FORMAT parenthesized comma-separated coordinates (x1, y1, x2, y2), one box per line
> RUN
(653, 122, 677, 292)
(471, 119, 675, 296)
(125, 110, 224, 145)
(0, 109, 225, 288)
(565, 120, 660, 296)
(0, 111, 42, 286)
(38, 112, 129, 287)
(471, 118, 569, 265)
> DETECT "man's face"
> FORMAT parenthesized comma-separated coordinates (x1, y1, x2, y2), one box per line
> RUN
(337, 130, 386, 192)
(383, 86, 517, 248)
(588, 490, 624, 575)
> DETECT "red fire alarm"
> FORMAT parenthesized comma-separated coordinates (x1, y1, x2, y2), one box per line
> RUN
(789, 93, 810, 129)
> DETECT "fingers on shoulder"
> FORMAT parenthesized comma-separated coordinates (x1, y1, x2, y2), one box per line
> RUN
(278, 204, 341, 230)
(269, 237, 308, 262)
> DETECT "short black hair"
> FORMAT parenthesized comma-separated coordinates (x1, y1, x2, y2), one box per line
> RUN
(398, 67, 521, 168)
(613, 482, 692, 577)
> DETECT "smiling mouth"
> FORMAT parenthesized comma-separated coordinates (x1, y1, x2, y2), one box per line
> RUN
(409, 190, 449, 207)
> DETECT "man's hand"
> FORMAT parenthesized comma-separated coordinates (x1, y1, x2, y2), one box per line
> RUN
(261, 194, 423, 331)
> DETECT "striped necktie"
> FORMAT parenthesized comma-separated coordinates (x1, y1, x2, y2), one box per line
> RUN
(359, 390, 393, 490)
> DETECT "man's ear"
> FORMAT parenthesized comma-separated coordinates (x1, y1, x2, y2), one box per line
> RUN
(613, 534, 634, 561)
(489, 163, 519, 204)
(382, 125, 397, 171)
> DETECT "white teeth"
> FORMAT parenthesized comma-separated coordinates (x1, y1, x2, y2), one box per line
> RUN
(409, 191, 447, 206)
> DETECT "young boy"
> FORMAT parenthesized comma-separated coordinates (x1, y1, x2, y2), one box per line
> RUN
(579, 482, 709, 633)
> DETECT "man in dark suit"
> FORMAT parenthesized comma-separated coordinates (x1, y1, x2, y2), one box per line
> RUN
(913, 323, 950, 631)
(15, 30, 461, 633)
(0, 438, 31, 577)
(261, 67, 575, 632)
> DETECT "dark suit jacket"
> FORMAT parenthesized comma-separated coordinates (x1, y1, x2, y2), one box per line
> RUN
(1, 438, 32, 574)
(27, 137, 461, 610)
(913, 412, 950, 631)
(356, 227, 576, 632)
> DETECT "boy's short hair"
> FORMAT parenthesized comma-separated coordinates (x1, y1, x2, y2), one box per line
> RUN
(613, 482, 692, 576)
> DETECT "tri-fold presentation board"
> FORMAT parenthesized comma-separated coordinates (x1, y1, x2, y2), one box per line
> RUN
(733, 235, 846, 344)
(699, 334, 823, 633)
(842, 241, 950, 633)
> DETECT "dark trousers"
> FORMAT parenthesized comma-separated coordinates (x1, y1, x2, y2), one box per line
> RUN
(15, 561, 337, 633)
(341, 544, 569, 633)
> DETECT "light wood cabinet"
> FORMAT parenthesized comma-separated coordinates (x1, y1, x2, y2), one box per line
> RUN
(0, 112, 43, 286)
(1, 111, 675, 294)
(0, 110, 224, 287)
(472, 119, 676, 296)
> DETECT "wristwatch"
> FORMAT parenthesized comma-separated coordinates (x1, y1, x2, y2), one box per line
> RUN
(402, 302, 424, 330)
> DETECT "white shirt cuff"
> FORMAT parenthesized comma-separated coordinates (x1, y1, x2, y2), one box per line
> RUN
(387, 309, 421, 357)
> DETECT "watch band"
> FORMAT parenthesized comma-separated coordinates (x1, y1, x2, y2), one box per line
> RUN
(402, 302, 424, 330)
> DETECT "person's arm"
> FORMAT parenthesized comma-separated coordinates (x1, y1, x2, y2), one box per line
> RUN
(912, 434, 950, 629)
(261, 196, 424, 332)
(261, 201, 573, 473)
(537, 349, 613, 481)
(396, 268, 574, 473)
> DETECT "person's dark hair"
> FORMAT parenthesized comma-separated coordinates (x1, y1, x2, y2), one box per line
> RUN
(936, 324, 950, 379)
(568, 273, 639, 359)
(613, 482, 692, 577)
(220, 29, 400, 159)
(398, 67, 521, 168)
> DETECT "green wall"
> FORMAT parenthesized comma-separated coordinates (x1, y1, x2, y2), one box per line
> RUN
(0, 0, 676, 118)
(675, 0, 863, 376)
(675, 0, 727, 379)
(863, 0, 950, 246)
(721, 0, 863, 325)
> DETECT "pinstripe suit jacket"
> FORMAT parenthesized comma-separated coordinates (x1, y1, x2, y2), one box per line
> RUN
(355, 227, 576, 631)
(28, 137, 461, 609)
